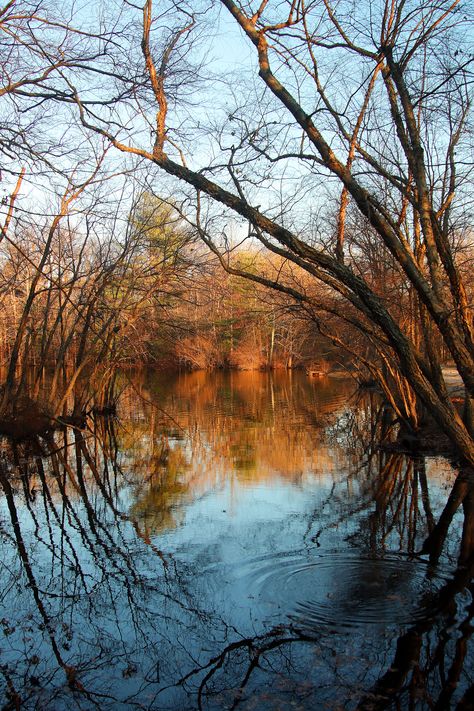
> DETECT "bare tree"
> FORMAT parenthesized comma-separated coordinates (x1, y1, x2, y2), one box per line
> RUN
(2, 0, 474, 459)
(62, 0, 474, 461)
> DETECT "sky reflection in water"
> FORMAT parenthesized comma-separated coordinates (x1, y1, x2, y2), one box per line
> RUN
(0, 370, 472, 710)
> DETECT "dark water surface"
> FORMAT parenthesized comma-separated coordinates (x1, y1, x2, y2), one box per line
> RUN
(0, 370, 473, 709)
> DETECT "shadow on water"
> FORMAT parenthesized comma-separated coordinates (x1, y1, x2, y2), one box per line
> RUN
(0, 370, 472, 709)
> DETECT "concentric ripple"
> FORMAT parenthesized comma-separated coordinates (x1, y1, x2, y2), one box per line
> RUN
(233, 550, 460, 631)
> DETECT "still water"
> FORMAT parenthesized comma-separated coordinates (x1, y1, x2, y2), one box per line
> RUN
(0, 370, 472, 709)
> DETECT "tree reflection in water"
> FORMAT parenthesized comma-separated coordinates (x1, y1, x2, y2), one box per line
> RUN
(0, 371, 472, 710)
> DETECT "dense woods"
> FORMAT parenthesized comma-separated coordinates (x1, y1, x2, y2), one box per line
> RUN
(1, 0, 474, 460)
(0, 191, 327, 377)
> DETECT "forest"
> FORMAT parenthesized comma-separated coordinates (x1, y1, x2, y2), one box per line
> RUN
(1, 0, 473, 459)
(0, 0, 473, 458)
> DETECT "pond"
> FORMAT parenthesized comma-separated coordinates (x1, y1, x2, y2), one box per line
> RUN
(0, 370, 472, 709)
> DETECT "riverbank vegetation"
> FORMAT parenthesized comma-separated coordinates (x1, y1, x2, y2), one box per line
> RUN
(1, 0, 474, 462)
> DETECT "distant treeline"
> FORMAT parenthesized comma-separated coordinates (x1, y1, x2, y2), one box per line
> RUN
(0, 193, 340, 431)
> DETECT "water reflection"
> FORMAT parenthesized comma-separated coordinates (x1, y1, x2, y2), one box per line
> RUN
(233, 550, 455, 630)
(0, 370, 472, 709)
